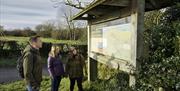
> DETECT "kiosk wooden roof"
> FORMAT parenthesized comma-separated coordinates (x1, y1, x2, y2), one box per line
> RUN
(71, 0, 179, 85)
(72, 0, 178, 22)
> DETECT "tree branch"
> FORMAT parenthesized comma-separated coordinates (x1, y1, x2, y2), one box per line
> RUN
(65, 0, 84, 9)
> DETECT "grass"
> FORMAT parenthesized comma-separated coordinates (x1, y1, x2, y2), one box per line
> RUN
(0, 64, 132, 91)
(0, 36, 87, 45)
(0, 76, 90, 91)
(0, 74, 131, 91)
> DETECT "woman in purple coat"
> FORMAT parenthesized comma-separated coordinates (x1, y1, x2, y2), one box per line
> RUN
(48, 45, 64, 91)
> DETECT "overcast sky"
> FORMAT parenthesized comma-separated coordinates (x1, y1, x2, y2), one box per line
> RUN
(0, 0, 60, 30)
(0, 0, 93, 30)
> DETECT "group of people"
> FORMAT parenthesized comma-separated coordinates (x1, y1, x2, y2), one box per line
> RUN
(22, 36, 87, 91)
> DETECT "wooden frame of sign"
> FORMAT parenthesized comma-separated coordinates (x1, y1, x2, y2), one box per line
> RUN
(71, 0, 177, 87)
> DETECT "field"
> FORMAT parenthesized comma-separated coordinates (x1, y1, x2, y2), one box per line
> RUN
(0, 36, 87, 45)
(0, 76, 90, 91)
(0, 63, 131, 91)
(0, 36, 87, 67)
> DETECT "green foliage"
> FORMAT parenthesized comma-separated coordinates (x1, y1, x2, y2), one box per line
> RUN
(78, 28, 87, 44)
(35, 22, 54, 38)
(3, 28, 36, 37)
(35, 22, 87, 41)
(1, 23, 87, 41)
(144, 10, 164, 30)
(50, 28, 87, 42)
(0, 80, 26, 91)
(0, 58, 17, 67)
(0, 57, 47, 67)
(98, 63, 116, 79)
(82, 63, 133, 91)
(137, 56, 180, 91)
(136, 3, 180, 91)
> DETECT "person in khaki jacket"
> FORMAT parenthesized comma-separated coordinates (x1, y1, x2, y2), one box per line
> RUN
(66, 47, 87, 91)
(23, 36, 42, 91)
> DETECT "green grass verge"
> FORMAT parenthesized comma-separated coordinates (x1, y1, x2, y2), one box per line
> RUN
(0, 64, 133, 91)
(0, 36, 87, 45)
(0, 76, 90, 91)
(0, 74, 132, 91)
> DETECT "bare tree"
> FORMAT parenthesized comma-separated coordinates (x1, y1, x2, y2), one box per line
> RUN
(51, 0, 91, 40)
(62, 7, 77, 40)
(0, 25, 6, 40)
(51, 0, 95, 9)
(63, 11, 72, 40)
(64, 0, 84, 9)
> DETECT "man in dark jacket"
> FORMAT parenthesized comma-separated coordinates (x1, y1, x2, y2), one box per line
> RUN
(23, 36, 42, 91)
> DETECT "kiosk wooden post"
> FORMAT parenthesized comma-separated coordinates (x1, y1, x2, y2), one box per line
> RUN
(87, 21, 98, 81)
(71, 0, 176, 87)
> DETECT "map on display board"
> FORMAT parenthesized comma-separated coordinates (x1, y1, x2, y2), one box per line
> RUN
(91, 22, 131, 61)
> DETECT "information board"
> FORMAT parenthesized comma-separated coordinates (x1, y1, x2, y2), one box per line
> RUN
(91, 17, 131, 61)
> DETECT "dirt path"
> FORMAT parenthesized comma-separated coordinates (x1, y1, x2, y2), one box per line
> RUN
(0, 67, 49, 84)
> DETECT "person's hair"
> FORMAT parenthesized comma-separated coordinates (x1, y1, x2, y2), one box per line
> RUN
(29, 35, 40, 44)
(49, 44, 60, 57)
